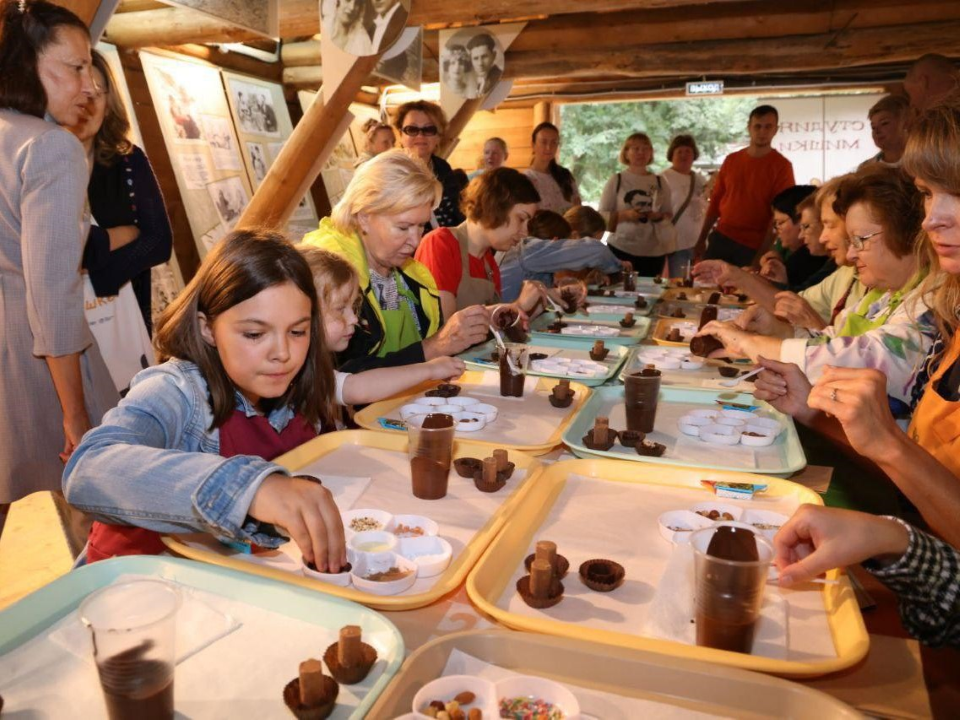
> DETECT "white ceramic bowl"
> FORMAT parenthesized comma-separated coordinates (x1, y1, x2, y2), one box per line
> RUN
(348, 529, 398, 557)
(446, 395, 480, 407)
(350, 551, 418, 596)
(690, 501, 743, 522)
(342, 508, 393, 536)
(658, 509, 713, 544)
(399, 403, 434, 421)
(494, 675, 581, 720)
(455, 411, 486, 432)
(470, 403, 498, 422)
(397, 535, 453, 577)
(302, 559, 352, 587)
(699, 423, 742, 445)
(389, 514, 439, 538)
(411, 676, 497, 720)
(740, 425, 776, 446)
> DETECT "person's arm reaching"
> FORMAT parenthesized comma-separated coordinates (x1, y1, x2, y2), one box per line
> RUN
(340, 356, 465, 405)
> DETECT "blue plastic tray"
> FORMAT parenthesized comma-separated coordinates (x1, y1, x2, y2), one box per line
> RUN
(562, 385, 806, 475)
(529, 313, 650, 347)
(0, 556, 404, 719)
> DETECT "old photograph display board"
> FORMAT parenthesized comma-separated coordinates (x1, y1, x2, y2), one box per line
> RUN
(223, 72, 320, 241)
(157, 0, 279, 39)
(140, 50, 254, 258)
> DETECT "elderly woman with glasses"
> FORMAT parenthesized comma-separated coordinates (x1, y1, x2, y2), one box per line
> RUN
(393, 100, 465, 231)
(694, 165, 936, 409)
(302, 150, 489, 373)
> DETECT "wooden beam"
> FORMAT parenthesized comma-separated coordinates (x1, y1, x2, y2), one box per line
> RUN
(503, 20, 960, 80)
(162, 44, 282, 82)
(237, 54, 382, 231)
(58, 0, 102, 24)
(438, 97, 485, 158)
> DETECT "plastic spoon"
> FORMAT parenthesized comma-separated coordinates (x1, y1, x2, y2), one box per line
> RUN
(719, 366, 764, 387)
(489, 325, 520, 373)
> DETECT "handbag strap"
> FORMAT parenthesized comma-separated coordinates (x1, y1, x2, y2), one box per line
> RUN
(671, 173, 697, 224)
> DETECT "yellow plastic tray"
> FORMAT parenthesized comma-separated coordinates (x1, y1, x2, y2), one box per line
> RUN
(661, 287, 748, 306)
(164, 430, 543, 611)
(366, 630, 862, 719)
(651, 317, 697, 347)
(353, 370, 590, 455)
(466, 458, 869, 678)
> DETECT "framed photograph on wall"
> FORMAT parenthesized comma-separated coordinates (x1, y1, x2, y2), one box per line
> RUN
(157, 0, 279, 39)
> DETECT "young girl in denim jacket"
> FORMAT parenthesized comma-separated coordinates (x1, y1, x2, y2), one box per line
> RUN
(64, 230, 348, 570)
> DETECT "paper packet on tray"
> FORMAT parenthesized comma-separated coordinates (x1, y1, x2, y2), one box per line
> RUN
(701, 479, 768, 500)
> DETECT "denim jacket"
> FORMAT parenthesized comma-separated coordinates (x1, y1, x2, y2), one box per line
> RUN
(63, 359, 301, 548)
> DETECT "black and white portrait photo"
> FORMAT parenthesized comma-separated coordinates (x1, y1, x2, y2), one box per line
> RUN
(320, 0, 410, 57)
(440, 27, 504, 100)
(206, 176, 250, 232)
(230, 79, 280, 136)
(246, 141, 268, 184)
(374, 26, 422, 91)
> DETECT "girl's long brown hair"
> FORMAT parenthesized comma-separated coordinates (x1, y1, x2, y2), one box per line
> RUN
(154, 229, 335, 429)
(90, 50, 133, 166)
(902, 94, 960, 341)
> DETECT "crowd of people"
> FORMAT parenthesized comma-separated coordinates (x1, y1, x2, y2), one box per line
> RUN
(1, 0, 958, 648)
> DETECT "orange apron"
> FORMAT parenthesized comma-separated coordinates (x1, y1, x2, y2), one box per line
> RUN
(908, 332, 960, 476)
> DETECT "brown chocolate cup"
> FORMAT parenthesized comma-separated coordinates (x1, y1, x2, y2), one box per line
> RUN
(582, 428, 618, 451)
(549, 393, 574, 408)
(717, 365, 740, 378)
(453, 457, 482, 478)
(524, 552, 570, 579)
(579, 559, 626, 592)
(323, 641, 377, 685)
(589, 348, 610, 361)
(636, 440, 666, 457)
(283, 676, 339, 720)
(472, 472, 507, 493)
(516, 575, 564, 609)
(689, 334, 725, 358)
(425, 383, 461, 398)
(618, 429, 643, 448)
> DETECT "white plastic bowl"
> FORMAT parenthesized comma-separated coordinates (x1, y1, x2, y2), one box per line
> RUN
(397, 535, 452, 577)
(418, 396, 447, 407)
(348, 529, 398, 557)
(411, 676, 497, 720)
(446, 395, 480, 407)
(350, 551, 418, 596)
(689, 408, 719, 419)
(302, 559, 352, 587)
(494, 676, 581, 720)
(470, 403, 498, 422)
(658, 509, 713, 543)
(389, 514, 439, 538)
(699, 423, 741, 445)
(680, 357, 705, 370)
(690, 501, 744, 522)
(455, 411, 487, 432)
(715, 416, 746, 428)
(342, 508, 393, 536)
(741, 509, 790, 540)
(720, 408, 757, 422)
(740, 425, 776, 447)
(399, 403, 434, 421)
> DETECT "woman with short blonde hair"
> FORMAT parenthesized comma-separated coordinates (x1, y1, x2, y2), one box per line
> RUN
(304, 150, 490, 372)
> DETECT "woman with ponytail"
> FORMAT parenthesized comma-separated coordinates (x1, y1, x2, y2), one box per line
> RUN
(524, 121, 582, 214)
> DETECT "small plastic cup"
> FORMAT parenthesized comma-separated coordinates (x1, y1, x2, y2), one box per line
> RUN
(691, 524, 773, 654)
(499, 342, 529, 398)
(407, 413, 455, 500)
(79, 579, 181, 720)
(623, 368, 662, 433)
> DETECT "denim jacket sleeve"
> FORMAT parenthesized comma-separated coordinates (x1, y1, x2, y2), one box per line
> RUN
(521, 238, 623, 274)
(62, 361, 293, 546)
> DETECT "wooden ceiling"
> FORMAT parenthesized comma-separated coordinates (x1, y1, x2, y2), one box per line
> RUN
(104, 0, 960, 105)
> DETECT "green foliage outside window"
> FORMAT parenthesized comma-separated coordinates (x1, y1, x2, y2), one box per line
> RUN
(558, 96, 759, 203)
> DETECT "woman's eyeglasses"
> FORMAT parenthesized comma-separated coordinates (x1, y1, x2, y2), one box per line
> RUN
(849, 230, 883, 250)
(401, 125, 439, 137)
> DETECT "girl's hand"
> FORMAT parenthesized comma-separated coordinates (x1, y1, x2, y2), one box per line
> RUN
(774, 291, 828, 331)
(692, 259, 737, 287)
(774, 505, 909, 587)
(752, 356, 816, 422)
(248, 474, 346, 572)
(425, 355, 466, 380)
(807, 366, 902, 459)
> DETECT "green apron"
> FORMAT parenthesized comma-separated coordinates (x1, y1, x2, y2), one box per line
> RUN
(376, 270, 423, 357)
(837, 272, 923, 338)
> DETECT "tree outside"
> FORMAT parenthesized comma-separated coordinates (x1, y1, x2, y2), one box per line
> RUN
(559, 96, 759, 204)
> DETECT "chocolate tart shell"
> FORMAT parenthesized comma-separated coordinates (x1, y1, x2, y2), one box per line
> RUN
(516, 575, 564, 609)
(549, 393, 574, 408)
(322, 642, 377, 685)
(589, 348, 610, 361)
(582, 429, 618, 451)
(283, 676, 338, 720)
(453, 457, 482, 478)
(618, 429, 643, 448)
(636, 441, 666, 457)
(579, 559, 626, 592)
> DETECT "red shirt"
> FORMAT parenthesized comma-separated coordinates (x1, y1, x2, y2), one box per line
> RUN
(416, 227, 501, 296)
(708, 148, 795, 250)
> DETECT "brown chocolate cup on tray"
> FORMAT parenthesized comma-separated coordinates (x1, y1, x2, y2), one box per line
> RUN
(582, 428, 618, 451)
(424, 383, 460, 398)
(636, 440, 667, 457)
(453, 457, 482, 478)
(579, 559, 626, 592)
(472, 470, 507, 493)
(283, 677, 339, 720)
(618, 429, 643, 448)
(549, 393, 574, 408)
(524, 552, 570, 579)
(717, 365, 740, 378)
(689, 334, 725, 358)
(516, 575, 564, 609)
(323, 642, 377, 685)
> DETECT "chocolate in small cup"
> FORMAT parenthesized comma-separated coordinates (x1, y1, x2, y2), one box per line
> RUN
(579, 559, 626, 592)
(549, 392, 573, 408)
(323, 627, 377, 685)
(618, 429, 643, 448)
(636, 439, 666, 457)
(582, 427, 618, 451)
(516, 568, 564, 609)
(408, 414, 454, 500)
(283, 675, 338, 720)
(453, 457, 482, 478)
(717, 365, 740, 378)
(424, 383, 460, 398)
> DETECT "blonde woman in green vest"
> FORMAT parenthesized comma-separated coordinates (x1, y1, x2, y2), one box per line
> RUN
(302, 150, 490, 372)
(694, 165, 936, 408)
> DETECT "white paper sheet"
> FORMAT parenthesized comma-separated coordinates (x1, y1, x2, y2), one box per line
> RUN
(494, 474, 837, 663)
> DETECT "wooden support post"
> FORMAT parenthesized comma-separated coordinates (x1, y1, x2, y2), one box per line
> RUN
(438, 97, 484, 160)
(237, 54, 381, 232)
(533, 101, 551, 128)
(58, 0, 102, 24)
